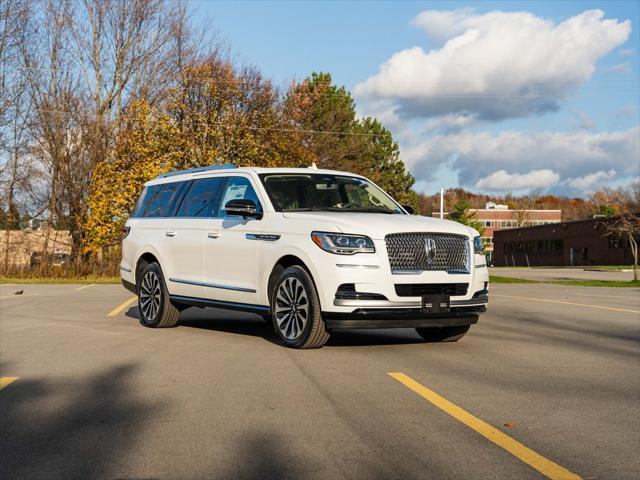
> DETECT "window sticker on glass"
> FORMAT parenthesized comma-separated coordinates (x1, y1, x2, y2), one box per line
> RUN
(222, 184, 248, 205)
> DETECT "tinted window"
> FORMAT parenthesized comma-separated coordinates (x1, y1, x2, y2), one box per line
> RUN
(177, 177, 225, 217)
(220, 177, 262, 217)
(131, 186, 152, 218)
(138, 182, 181, 217)
(259, 174, 402, 214)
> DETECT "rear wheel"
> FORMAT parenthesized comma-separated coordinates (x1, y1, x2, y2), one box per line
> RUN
(137, 262, 180, 328)
(415, 325, 470, 343)
(270, 265, 329, 349)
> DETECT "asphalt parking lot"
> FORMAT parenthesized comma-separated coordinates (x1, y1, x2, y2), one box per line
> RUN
(1, 282, 639, 480)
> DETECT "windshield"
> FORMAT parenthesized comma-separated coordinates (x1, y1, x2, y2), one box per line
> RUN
(259, 173, 405, 214)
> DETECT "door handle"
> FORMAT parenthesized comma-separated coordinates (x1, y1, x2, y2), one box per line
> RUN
(165, 230, 176, 237)
(207, 231, 221, 239)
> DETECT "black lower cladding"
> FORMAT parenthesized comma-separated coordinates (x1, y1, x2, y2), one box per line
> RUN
(169, 294, 270, 315)
(322, 306, 484, 329)
(395, 283, 468, 297)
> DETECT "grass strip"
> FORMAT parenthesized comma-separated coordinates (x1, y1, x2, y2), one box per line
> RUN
(490, 275, 639, 288)
(0, 277, 120, 284)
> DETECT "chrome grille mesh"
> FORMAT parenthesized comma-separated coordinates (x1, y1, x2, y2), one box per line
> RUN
(385, 232, 470, 274)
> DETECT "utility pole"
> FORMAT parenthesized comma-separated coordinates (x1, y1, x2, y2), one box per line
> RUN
(439, 188, 444, 219)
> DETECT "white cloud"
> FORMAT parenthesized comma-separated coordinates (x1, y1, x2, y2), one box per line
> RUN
(571, 110, 595, 130)
(411, 7, 478, 44)
(564, 169, 617, 192)
(606, 62, 632, 74)
(354, 9, 631, 121)
(425, 114, 475, 133)
(475, 169, 560, 191)
(405, 127, 640, 192)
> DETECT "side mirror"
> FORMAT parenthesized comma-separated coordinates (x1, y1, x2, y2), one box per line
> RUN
(402, 205, 415, 215)
(225, 199, 262, 219)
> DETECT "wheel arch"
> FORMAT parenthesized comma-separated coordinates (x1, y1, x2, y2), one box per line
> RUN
(135, 250, 161, 286)
(267, 254, 320, 308)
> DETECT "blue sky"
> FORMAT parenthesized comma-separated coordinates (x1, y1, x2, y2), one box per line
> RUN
(192, 1, 639, 197)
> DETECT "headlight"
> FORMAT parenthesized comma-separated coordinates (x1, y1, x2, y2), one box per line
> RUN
(311, 232, 375, 255)
(474, 236, 483, 254)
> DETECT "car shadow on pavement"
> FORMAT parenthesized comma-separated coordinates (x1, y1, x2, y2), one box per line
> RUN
(0, 362, 165, 480)
(125, 306, 426, 347)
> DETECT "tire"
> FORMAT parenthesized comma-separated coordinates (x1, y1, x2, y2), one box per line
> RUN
(415, 325, 471, 343)
(137, 262, 180, 328)
(270, 265, 329, 349)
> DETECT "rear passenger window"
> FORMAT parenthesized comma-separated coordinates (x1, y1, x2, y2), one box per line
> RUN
(140, 182, 181, 217)
(177, 177, 225, 217)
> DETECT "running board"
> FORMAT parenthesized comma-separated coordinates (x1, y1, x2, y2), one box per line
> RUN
(169, 294, 270, 315)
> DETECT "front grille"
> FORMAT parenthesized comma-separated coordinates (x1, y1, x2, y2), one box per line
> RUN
(395, 283, 469, 297)
(385, 232, 470, 274)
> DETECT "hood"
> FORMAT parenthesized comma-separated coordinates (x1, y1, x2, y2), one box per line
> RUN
(281, 212, 476, 239)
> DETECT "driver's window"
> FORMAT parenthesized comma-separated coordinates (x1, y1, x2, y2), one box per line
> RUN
(220, 177, 262, 217)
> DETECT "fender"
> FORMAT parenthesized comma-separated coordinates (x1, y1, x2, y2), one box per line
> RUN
(259, 242, 325, 309)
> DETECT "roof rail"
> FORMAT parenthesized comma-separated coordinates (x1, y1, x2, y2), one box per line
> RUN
(156, 163, 236, 179)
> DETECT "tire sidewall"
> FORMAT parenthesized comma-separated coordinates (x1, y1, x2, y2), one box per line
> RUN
(270, 266, 320, 348)
(137, 262, 166, 327)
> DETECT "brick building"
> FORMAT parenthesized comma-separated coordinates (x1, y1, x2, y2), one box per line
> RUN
(493, 216, 636, 266)
(434, 203, 562, 262)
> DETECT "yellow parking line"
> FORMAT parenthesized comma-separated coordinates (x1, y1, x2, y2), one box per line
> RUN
(108, 296, 137, 317)
(493, 294, 639, 314)
(0, 377, 19, 390)
(389, 372, 582, 480)
(74, 284, 96, 291)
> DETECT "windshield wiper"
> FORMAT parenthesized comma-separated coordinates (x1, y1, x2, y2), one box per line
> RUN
(283, 208, 326, 212)
(283, 207, 398, 214)
(326, 207, 397, 214)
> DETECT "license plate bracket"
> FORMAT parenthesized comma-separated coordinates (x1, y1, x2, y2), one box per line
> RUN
(422, 295, 450, 313)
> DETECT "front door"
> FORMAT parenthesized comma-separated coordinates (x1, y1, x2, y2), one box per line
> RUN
(203, 175, 264, 305)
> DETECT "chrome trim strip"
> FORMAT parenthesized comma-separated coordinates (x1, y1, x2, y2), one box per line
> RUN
(333, 297, 488, 308)
(245, 233, 281, 241)
(336, 264, 380, 269)
(120, 266, 132, 273)
(169, 277, 256, 293)
(392, 268, 471, 275)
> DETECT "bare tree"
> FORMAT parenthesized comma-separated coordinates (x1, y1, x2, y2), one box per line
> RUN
(602, 184, 640, 281)
(19, 0, 186, 261)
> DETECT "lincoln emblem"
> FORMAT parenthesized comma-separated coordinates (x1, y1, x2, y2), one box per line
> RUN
(424, 237, 437, 264)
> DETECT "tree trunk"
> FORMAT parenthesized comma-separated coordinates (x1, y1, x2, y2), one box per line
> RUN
(629, 233, 638, 282)
(3, 225, 11, 273)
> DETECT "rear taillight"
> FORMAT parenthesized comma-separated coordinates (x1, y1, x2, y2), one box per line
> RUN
(123, 226, 131, 239)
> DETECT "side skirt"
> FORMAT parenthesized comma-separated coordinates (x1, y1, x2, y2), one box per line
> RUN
(169, 294, 270, 315)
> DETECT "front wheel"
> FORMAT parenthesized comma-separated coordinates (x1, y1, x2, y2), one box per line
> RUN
(137, 262, 180, 328)
(270, 265, 329, 349)
(415, 325, 471, 343)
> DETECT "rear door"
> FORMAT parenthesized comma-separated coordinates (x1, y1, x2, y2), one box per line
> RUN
(133, 182, 183, 286)
(203, 175, 265, 305)
(162, 177, 225, 298)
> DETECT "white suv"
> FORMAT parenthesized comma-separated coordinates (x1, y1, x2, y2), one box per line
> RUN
(121, 164, 488, 348)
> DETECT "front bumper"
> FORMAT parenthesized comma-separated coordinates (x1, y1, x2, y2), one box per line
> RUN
(323, 307, 483, 329)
